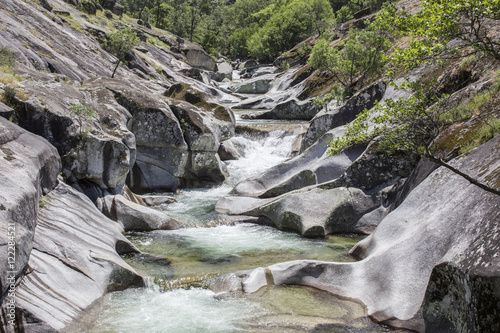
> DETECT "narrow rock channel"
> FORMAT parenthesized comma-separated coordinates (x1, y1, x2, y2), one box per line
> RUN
(64, 99, 392, 332)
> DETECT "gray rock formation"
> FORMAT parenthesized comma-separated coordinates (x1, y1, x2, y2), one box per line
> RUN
(232, 76, 273, 94)
(213, 134, 500, 331)
(183, 47, 218, 72)
(3, 183, 143, 332)
(241, 98, 319, 121)
(0, 117, 60, 300)
(301, 81, 386, 152)
(216, 62, 233, 81)
(218, 141, 241, 161)
(106, 195, 181, 231)
(0, 118, 143, 332)
(258, 186, 380, 237)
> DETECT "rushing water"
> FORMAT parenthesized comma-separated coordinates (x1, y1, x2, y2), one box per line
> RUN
(69, 117, 392, 333)
(156, 128, 299, 226)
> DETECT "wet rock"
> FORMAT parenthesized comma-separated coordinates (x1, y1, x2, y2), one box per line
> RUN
(110, 195, 181, 231)
(230, 127, 364, 198)
(240, 65, 279, 78)
(301, 81, 386, 152)
(218, 141, 241, 161)
(1, 182, 143, 332)
(123, 187, 176, 207)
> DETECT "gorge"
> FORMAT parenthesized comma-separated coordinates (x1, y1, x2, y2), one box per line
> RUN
(0, 0, 499, 332)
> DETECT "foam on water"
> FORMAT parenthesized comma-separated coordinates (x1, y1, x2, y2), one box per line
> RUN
(86, 288, 266, 333)
(159, 130, 297, 226)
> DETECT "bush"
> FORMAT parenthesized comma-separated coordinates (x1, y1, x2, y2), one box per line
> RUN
(1, 85, 17, 105)
(0, 47, 15, 68)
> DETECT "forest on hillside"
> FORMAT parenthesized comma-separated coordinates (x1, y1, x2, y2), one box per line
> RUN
(114, 0, 394, 59)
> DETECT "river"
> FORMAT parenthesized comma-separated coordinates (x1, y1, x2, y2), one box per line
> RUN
(67, 110, 395, 332)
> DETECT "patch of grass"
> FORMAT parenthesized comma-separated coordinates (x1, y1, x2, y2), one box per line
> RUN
(147, 35, 170, 50)
(35, 49, 52, 58)
(441, 70, 500, 123)
(460, 117, 500, 154)
(0, 47, 15, 67)
(460, 54, 477, 71)
(58, 13, 86, 34)
(0, 71, 23, 84)
(1, 85, 17, 104)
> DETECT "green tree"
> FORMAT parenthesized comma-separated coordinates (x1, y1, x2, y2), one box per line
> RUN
(328, 80, 500, 196)
(375, 0, 500, 70)
(69, 102, 97, 136)
(102, 27, 141, 78)
(308, 28, 390, 98)
(248, 0, 334, 60)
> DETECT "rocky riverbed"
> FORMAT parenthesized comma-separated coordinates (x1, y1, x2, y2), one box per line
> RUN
(0, 0, 499, 332)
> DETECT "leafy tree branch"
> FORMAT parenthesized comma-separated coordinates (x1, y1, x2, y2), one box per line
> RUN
(102, 27, 141, 78)
(328, 81, 500, 196)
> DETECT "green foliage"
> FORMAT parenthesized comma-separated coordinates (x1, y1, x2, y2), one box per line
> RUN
(375, 0, 500, 70)
(0, 47, 15, 68)
(248, 0, 334, 60)
(39, 197, 46, 209)
(308, 28, 391, 98)
(328, 81, 443, 156)
(441, 70, 500, 123)
(1, 85, 17, 105)
(102, 26, 141, 77)
(68, 102, 98, 136)
(332, 0, 396, 23)
(461, 117, 500, 154)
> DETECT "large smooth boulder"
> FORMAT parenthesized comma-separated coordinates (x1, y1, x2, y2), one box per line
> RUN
(216, 62, 233, 81)
(257, 186, 380, 237)
(109, 195, 181, 231)
(92, 78, 191, 193)
(165, 83, 235, 187)
(4, 182, 143, 332)
(423, 261, 500, 332)
(301, 81, 386, 152)
(241, 98, 319, 121)
(216, 134, 500, 331)
(231, 76, 274, 94)
(0, 117, 60, 300)
(183, 47, 217, 72)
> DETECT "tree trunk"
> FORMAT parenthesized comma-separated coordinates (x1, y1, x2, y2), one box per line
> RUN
(426, 154, 500, 196)
(111, 60, 121, 78)
(138, 0, 150, 20)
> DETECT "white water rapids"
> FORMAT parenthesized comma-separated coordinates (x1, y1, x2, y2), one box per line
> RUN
(68, 118, 391, 332)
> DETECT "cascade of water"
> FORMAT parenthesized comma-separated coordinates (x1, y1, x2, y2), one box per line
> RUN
(157, 129, 299, 227)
